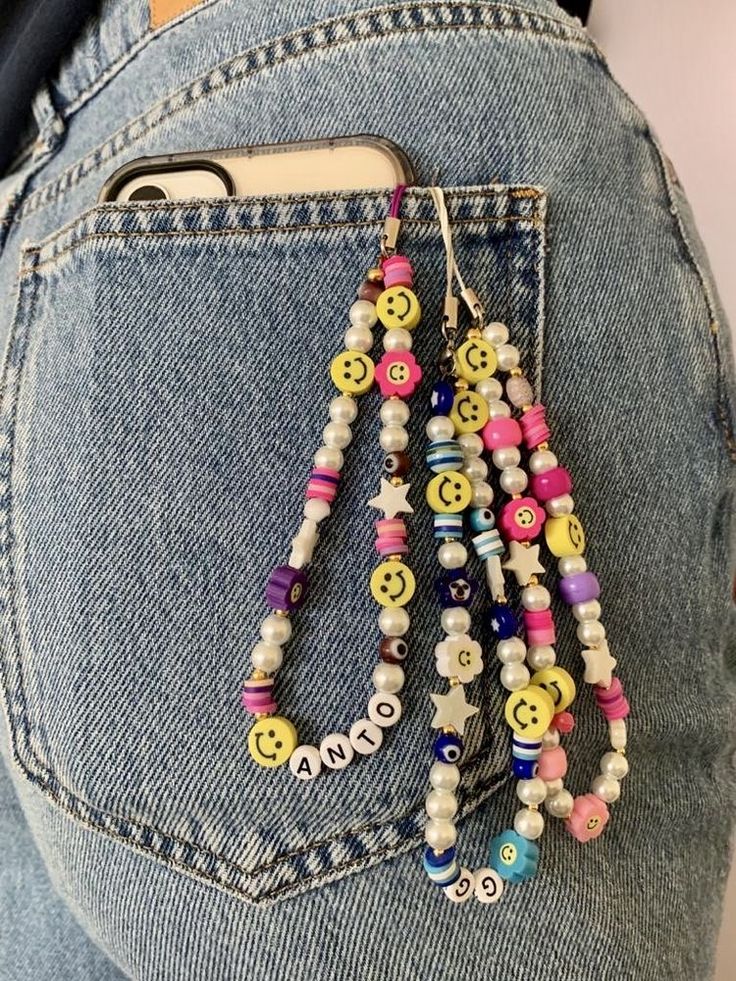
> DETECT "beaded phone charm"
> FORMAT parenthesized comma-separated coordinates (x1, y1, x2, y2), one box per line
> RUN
(421, 188, 631, 904)
(241, 187, 425, 780)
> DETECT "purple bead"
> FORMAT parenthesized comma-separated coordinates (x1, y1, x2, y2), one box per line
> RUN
(266, 565, 309, 611)
(559, 571, 600, 606)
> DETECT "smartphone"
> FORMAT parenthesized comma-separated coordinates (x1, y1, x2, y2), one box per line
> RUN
(98, 135, 414, 203)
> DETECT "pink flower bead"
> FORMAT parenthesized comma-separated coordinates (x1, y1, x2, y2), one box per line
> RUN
(595, 677, 630, 721)
(565, 793, 610, 843)
(537, 745, 568, 781)
(524, 608, 556, 645)
(520, 404, 551, 449)
(481, 416, 522, 451)
(530, 466, 572, 503)
(375, 350, 423, 398)
(498, 496, 546, 543)
(382, 254, 414, 288)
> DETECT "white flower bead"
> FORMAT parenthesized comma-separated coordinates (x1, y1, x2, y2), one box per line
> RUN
(344, 324, 374, 353)
(329, 395, 358, 425)
(349, 298, 378, 327)
(429, 762, 461, 791)
(438, 541, 468, 569)
(529, 449, 558, 474)
(372, 662, 405, 694)
(251, 641, 283, 673)
(379, 425, 409, 452)
(546, 493, 575, 517)
(573, 599, 602, 623)
(545, 777, 564, 795)
(577, 620, 606, 646)
(516, 777, 547, 806)
(380, 399, 410, 427)
(260, 614, 292, 645)
(383, 327, 412, 351)
(500, 662, 531, 691)
(323, 421, 352, 449)
(526, 644, 556, 670)
(592, 774, 621, 803)
(542, 728, 561, 749)
(496, 344, 520, 371)
(609, 719, 627, 751)
(521, 584, 551, 611)
(514, 807, 544, 840)
(496, 637, 527, 664)
(314, 445, 344, 470)
(458, 432, 483, 456)
(425, 789, 458, 820)
(470, 482, 493, 508)
(492, 446, 520, 469)
(425, 819, 457, 851)
(304, 498, 331, 523)
(487, 399, 511, 419)
(559, 555, 587, 576)
(378, 607, 410, 637)
(461, 456, 488, 483)
(601, 751, 629, 780)
(441, 607, 471, 636)
(426, 416, 454, 441)
(475, 377, 503, 402)
(545, 789, 574, 818)
(482, 321, 509, 347)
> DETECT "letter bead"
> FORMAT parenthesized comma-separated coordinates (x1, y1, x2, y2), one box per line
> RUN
(289, 745, 322, 780)
(349, 718, 384, 755)
(474, 867, 505, 903)
(444, 867, 475, 903)
(367, 692, 402, 727)
(320, 733, 354, 770)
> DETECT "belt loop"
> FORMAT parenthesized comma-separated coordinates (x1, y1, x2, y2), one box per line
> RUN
(30, 81, 66, 163)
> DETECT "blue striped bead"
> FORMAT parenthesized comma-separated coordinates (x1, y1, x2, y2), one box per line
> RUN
(426, 439, 464, 474)
(472, 528, 504, 560)
(433, 513, 464, 539)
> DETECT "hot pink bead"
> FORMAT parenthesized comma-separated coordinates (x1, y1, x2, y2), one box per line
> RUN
(375, 518, 407, 540)
(524, 608, 556, 645)
(241, 678, 277, 716)
(498, 497, 546, 543)
(306, 467, 340, 503)
(530, 466, 572, 502)
(375, 350, 422, 398)
(382, 254, 413, 288)
(520, 404, 551, 449)
(565, 793, 610, 843)
(537, 745, 568, 781)
(376, 536, 409, 557)
(595, 677, 630, 721)
(481, 416, 522, 451)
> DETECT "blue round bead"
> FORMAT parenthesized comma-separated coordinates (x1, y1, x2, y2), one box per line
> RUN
(512, 757, 540, 779)
(489, 829, 539, 884)
(430, 380, 454, 416)
(470, 507, 496, 532)
(487, 602, 518, 639)
(434, 731, 463, 764)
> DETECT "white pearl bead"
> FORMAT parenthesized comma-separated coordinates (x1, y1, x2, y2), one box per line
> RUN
(425, 789, 458, 821)
(573, 599, 602, 623)
(577, 620, 606, 646)
(482, 321, 509, 347)
(470, 482, 493, 508)
(601, 751, 629, 780)
(545, 777, 564, 795)
(349, 299, 377, 327)
(526, 645, 556, 670)
(496, 637, 527, 664)
(475, 377, 503, 402)
(461, 456, 488, 482)
(458, 432, 483, 456)
(516, 777, 547, 805)
(546, 493, 574, 517)
(383, 327, 412, 351)
(559, 555, 587, 576)
(304, 498, 330, 523)
(545, 789, 574, 818)
(329, 395, 358, 425)
(609, 719, 627, 751)
(314, 445, 344, 470)
(426, 416, 454, 440)
(378, 607, 410, 637)
(429, 762, 461, 791)
(496, 344, 520, 371)
(260, 614, 292, 645)
(500, 662, 530, 691)
(323, 421, 352, 449)
(441, 607, 471, 636)
(438, 541, 468, 569)
(379, 425, 408, 452)
(521, 584, 551, 611)
(379, 399, 410, 427)
(492, 446, 520, 469)
(372, 662, 405, 694)
(344, 324, 374, 353)
(499, 467, 527, 495)
(529, 449, 558, 474)
(514, 807, 544, 840)
(542, 728, 560, 749)
(425, 819, 457, 850)
(591, 774, 621, 803)
(251, 641, 283, 673)
(487, 399, 511, 419)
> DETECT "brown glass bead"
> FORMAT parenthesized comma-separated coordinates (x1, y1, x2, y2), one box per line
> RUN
(380, 637, 409, 663)
(358, 280, 383, 303)
(383, 450, 410, 477)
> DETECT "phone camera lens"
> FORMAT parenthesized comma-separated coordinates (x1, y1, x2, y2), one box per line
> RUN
(128, 184, 168, 201)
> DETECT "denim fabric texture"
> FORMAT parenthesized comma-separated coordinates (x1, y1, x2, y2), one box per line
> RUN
(0, 1, 734, 979)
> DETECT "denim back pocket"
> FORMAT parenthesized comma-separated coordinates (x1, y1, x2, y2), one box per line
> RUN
(0, 186, 545, 903)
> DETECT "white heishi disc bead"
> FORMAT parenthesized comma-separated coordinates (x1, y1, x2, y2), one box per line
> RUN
(609, 719, 627, 750)
(372, 662, 405, 694)
(487, 399, 511, 419)
(426, 416, 455, 440)
(542, 728, 561, 749)
(526, 644, 556, 670)
(577, 620, 606, 646)
(329, 395, 358, 425)
(592, 774, 621, 803)
(367, 692, 402, 728)
(348, 718, 384, 756)
(500, 662, 530, 691)
(470, 481, 493, 508)
(260, 614, 292, 645)
(441, 607, 471, 636)
(462, 456, 488, 483)
(314, 445, 344, 471)
(458, 432, 483, 456)
(559, 554, 587, 576)
(378, 607, 410, 637)
(492, 446, 521, 470)
(429, 761, 461, 790)
(344, 323, 374, 353)
(475, 377, 503, 402)
(425, 789, 458, 821)
(323, 421, 352, 449)
(304, 498, 331, 523)
(545, 777, 564, 795)
(438, 541, 468, 569)
(529, 449, 558, 474)
(496, 344, 520, 371)
(379, 425, 409, 452)
(521, 584, 551, 611)
(380, 399, 410, 427)
(289, 745, 322, 780)
(516, 777, 547, 805)
(601, 751, 630, 780)
(545, 789, 574, 818)
(497, 637, 527, 664)
(383, 327, 412, 351)
(251, 641, 283, 673)
(573, 599, 602, 623)
(482, 321, 509, 347)
(546, 493, 574, 517)
(444, 868, 475, 904)
(425, 819, 457, 850)
(514, 807, 545, 840)
(320, 733, 354, 770)
(474, 868, 505, 904)
(349, 298, 378, 327)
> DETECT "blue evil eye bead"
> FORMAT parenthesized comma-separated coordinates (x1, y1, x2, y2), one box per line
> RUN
(511, 732, 542, 779)
(423, 846, 460, 887)
(512, 757, 539, 779)
(469, 507, 495, 533)
(433, 513, 464, 540)
(489, 829, 539, 884)
(472, 528, 504, 561)
(434, 731, 463, 764)
(487, 601, 518, 639)
(430, 380, 454, 416)
(426, 439, 464, 474)
(436, 569, 478, 608)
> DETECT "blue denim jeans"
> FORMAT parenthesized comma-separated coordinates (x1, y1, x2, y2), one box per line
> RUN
(0, 1, 734, 979)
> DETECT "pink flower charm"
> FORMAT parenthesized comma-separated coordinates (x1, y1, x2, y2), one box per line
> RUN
(375, 351, 423, 399)
(435, 635, 484, 684)
(498, 496, 546, 543)
(565, 793, 610, 843)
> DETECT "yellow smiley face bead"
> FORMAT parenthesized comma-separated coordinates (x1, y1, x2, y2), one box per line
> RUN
(449, 390, 489, 434)
(530, 666, 577, 712)
(370, 560, 416, 608)
(375, 286, 421, 330)
(248, 716, 298, 768)
(455, 338, 498, 383)
(426, 471, 473, 514)
(544, 514, 586, 557)
(330, 350, 375, 395)
(504, 685, 555, 740)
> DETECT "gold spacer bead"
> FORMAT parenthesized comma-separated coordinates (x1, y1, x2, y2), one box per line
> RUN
(442, 725, 457, 735)
(454, 378, 469, 391)
(390, 476, 403, 487)
(367, 267, 384, 282)
(509, 367, 523, 377)
(387, 554, 404, 562)
(449, 676, 461, 687)
(537, 441, 549, 451)
(521, 404, 533, 413)
(275, 609, 289, 618)
(512, 493, 522, 500)
(528, 575, 539, 586)
(467, 327, 482, 339)
(251, 670, 267, 681)
(254, 711, 270, 720)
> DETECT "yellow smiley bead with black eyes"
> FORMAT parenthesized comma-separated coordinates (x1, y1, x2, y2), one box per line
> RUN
(544, 514, 586, 557)
(530, 666, 577, 712)
(449, 390, 489, 434)
(426, 470, 473, 514)
(504, 685, 555, 740)
(330, 350, 375, 395)
(375, 287, 421, 331)
(455, 338, 498, 383)
(370, 560, 416, 608)
(248, 716, 298, 768)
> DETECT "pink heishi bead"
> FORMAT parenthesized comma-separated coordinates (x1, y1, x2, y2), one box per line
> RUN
(376, 537, 409, 557)
(530, 466, 572, 502)
(566, 794, 610, 843)
(481, 416, 523, 451)
(241, 678, 277, 715)
(520, 404, 551, 449)
(595, 677, 630, 721)
(382, 254, 414, 288)
(537, 745, 568, 781)
(306, 467, 340, 502)
(375, 518, 407, 540)
(524, 608, 556, 645)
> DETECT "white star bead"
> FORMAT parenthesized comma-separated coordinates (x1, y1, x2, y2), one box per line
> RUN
(581, 640, 617, 686)
(430, 684, 479, 736)
(502, 540, 546, 585)
(368, 478, 414, 519)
